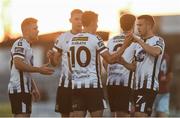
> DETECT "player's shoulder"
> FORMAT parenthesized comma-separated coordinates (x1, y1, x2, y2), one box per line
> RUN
(112, 33, 125, 40)
(149, 35, 165, 45)
(11, 38, 29, 53)
(82, 32, 97, 38)
(108, 33, 125, 44)
(57, 31, 70, 39)
(13, 38, 29, 47)
(150, 35, 164, 41)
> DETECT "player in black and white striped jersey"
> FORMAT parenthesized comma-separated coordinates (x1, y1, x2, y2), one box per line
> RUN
(130, 15, 165, 116)
(68, 11, 133, 117)
(103, 14, 137, 117)
(47, 9, 83, 117)
(8, 18, 54, 117)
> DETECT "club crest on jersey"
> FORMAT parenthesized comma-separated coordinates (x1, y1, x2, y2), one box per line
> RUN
(15, 47, 24, 53)
(136, 50, 146, 62)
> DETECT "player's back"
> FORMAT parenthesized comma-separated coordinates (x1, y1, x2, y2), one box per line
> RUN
(68, 32, 107, 89)
(107, 33, 136, 86)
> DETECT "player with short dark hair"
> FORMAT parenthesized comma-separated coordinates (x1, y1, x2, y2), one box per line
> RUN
(103, 13, 136, 117)
(131, 15, 165, 116)
(68, 11, 133, 117)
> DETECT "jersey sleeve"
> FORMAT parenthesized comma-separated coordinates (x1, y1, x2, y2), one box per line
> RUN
(11, 41, 26, 59)
(152, 38, 165, 53)
(95, 35, 108, 54)
(52, 35, 64, 53)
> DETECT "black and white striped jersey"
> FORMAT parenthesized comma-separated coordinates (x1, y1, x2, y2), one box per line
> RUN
(134, 36, 165, 91)
(68, 32, 108, 89)
(106, 33, 136, 87)
(52, 31, 74, 88)
(8, 38, 33, 94)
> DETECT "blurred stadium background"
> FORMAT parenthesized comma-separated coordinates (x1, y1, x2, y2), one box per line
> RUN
(0, 0, 180, 117)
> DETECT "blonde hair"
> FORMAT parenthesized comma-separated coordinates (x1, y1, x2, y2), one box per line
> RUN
(21, 17, 37, 32)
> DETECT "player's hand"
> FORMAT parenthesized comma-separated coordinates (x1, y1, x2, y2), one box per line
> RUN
(32, 88, 41, 102)
(132, 34, 141, 43)
(38, 66, 54, 75)
(47, 50, 54, 60)
(124, 33, 133, 47)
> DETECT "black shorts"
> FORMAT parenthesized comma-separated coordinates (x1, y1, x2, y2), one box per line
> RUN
(9, 93, 32, 114)
(55, 86, 72, 114)
(72, 88, 105, 112)
(134, 88, 157, 116)
(107, 85, 131, 113)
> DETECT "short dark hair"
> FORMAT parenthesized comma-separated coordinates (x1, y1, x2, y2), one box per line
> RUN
(71, 9, 83, 17)
(21, 17, 37, 32)
(137, 15, 155, 27)
(120, 14, 136, 31)
(82, 11, 98, 27)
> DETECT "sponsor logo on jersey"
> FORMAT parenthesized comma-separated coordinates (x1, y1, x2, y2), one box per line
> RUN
(136, 50, 146, 62)
(15, 47, 24, 53)
(72, 37, 88, 41)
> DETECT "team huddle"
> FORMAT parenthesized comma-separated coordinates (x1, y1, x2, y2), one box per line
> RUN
(8, 9, 172, 117)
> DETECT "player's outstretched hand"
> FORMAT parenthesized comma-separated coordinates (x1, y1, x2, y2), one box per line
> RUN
(32, 88, 41, 102)
(38, 66, 54, 75)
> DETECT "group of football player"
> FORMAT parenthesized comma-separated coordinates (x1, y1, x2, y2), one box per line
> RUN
(8, 9, 172, 117)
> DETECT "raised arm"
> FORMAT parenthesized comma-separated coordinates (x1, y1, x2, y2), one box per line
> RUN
(133, 35, 162, 57)
(47, 49, 62, 67)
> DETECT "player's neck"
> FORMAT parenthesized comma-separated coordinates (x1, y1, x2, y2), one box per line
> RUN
(23, 35, 32, 45)
(71, 29, 81, 35)
(142, 31, 154, 41)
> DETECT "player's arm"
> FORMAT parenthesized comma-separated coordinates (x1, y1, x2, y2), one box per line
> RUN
(101, 50, 121, 64)
(102, 59, 108, 71)
(97, 35, 132, 64)
(48, 35, 64, 67)
(116, 33, 134, 56)
(31, 79, 40, 101)
(14, 57, 54, 75)
(119, 57, 136, 71)
(101, 41, 133, 65)
(166, 72, 173, 83)
(133, 35, 162, 57)
(48, 49, 62, 67)
(161, 56, 173, 83)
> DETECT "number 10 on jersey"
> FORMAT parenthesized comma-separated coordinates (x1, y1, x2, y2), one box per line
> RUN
(70, 46, 91, 67)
